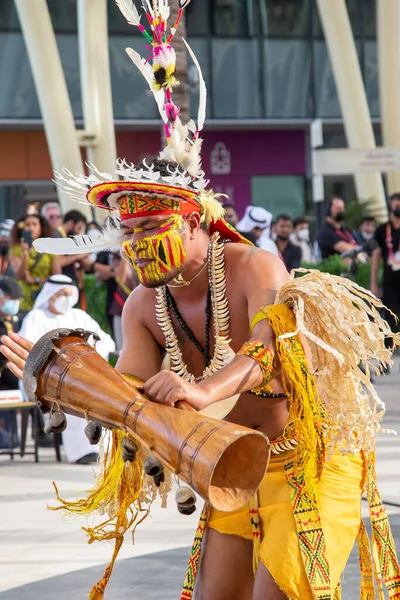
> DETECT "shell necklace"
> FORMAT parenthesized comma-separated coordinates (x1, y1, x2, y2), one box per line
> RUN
(155, 233, 233, 382)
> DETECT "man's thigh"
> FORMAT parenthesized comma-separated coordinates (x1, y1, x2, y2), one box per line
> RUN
(194, 528, 254, 600)
(253, 562, 288, 600)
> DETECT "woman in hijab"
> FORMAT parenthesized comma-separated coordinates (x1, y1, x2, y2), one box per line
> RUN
(19, 274, 115, 464)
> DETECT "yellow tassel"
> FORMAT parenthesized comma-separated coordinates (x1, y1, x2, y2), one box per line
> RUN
(49, 430, 148, 598)
(199, 190, 226, 225)
(265, 304, 326, 497)
(88, 536, 124, 600)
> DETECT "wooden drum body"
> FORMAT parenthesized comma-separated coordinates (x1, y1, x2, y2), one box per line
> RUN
(23, 329, 270, 511)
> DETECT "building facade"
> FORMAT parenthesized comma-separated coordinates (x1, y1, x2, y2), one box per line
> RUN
(0, 0, 380, 221)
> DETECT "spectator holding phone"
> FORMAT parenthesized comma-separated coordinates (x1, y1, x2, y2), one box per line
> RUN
(8, 214, 61, 314)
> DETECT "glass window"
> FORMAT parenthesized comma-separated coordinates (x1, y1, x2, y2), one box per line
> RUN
(313, 41, 341, 118)
(263, 39, 312, 117)
(260, 0, 311, 38)
(212, 0, 250, 37)
(48, 0, 77, 32)
(0, 0, 19, 31)
(363, 0, 376, 38)
(186, 38, 212, 121)
(55, 33, 82, 118)
(211, 39, 261, 118)
(0, 32, 40, 117)
(313, 40, 362, 118)
(364, 40, 379, 118)
(251, 175, 306, 219)
(313, 0, 360, 37)
(186, 0, 211, 36)
(109, 35, 160, 119)
(107, 0, 140, 34)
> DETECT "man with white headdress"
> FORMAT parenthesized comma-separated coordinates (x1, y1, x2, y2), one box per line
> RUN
(237, 206, 278, 255)
(18, 274, 115, 463)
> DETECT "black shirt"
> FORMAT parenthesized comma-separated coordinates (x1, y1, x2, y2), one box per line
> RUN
(374, 222, 400, 286)
(279, 241, 302, 272)
(0, 317, 19, 390)
(317, 222, 356, 259)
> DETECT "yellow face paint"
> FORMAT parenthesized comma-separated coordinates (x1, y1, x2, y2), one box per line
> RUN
(122, 215, 187, 287)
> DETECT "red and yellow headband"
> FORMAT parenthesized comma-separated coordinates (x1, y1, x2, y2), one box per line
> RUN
(86, 181, 201, 222)
(86, 180, 252, 245)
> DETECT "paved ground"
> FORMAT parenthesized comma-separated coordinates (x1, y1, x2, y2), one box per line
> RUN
(1, 359, 399, 599)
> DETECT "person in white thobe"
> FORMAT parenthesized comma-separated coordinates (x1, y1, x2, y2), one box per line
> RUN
(19, 274, 115, 463)
(237, 206, 279, 255)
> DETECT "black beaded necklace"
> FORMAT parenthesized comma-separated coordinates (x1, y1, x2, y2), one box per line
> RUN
(165, 286, 212, 368)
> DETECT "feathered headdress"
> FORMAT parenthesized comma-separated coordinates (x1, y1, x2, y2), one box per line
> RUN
(35, 0, 250, 256)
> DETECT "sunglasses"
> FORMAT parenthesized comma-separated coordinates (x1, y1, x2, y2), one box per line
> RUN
(48, 214, 61, 220)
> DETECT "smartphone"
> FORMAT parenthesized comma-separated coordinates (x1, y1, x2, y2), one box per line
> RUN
(22, 230, 33, 247)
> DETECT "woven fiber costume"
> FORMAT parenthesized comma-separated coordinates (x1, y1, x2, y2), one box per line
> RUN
(32, 1, 400, 599)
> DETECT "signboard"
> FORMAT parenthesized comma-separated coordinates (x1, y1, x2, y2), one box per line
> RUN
(313, 147, 400, 175)
(310, 119, 323, 149)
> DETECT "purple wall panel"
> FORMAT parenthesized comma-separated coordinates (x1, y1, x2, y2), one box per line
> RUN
(201, 130, 306, 217)
(117, 129, 306, 219)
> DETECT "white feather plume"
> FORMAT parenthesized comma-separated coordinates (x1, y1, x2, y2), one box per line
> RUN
(182, 38, 207, 132)
(158, 0, 170, 21)
(115, 0, 141, 25)
(34, 217, 122, 256)
(126, 47, 167, 123)
(142, 0, 154, 17)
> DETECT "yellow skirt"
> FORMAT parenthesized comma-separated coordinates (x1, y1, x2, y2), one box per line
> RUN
(208, 450, 365, 600)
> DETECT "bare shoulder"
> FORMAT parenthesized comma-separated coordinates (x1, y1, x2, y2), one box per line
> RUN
(123, 284, 157, 326)
(224, 242, 289, 287)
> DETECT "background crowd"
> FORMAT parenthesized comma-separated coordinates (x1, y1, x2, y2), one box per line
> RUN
(1, 193, 399, 462)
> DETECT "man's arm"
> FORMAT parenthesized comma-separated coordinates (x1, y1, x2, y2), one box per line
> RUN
(332, 240, 355, 254)
(116, 287, 163, 381)
(143, 250, 290, 409)
(0, 287, 163, 384)
(370, 247, 382, 297)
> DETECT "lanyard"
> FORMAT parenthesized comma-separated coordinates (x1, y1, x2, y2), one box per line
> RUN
(336, 228, 357, 245)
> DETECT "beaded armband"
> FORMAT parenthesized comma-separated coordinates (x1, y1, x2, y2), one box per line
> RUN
(237, 340, 276, 388)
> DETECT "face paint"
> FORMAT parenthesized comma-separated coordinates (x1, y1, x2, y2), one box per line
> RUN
(122, 215, 187, 286)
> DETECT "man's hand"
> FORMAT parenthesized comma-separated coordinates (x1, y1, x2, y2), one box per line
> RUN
(143, 370, 214, 411)
(0, 332, 33, 380)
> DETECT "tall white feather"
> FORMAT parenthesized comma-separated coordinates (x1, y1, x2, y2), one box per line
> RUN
(115, 0, 141, 25)
(34, 218, 122, 255)
(125, 47, 167, 123)
(182, 38, 207, 131)
(158, 0, 170, 21)
(142, 0, 155, 17)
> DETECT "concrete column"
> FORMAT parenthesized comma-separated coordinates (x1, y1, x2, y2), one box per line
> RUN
(13, 0, 91, 218)
(316, 0, 388, 223)
(377, 0, 400, 195)
(77, 0, 117, 176)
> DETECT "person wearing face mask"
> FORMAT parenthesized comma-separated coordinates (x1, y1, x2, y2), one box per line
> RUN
(317, 197, 358, 260)
(290, 217, 315, 264)
(353, 216, 376, 246)
(0, 278, 22, 449)
(18, 274, 115, 463)
(371, 193, 400, 349)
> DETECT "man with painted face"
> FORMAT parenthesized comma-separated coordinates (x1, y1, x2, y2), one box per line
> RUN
(1, 1, 399, 596)
(317, 197, 358, 259)
(4, 155, 399, 599)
